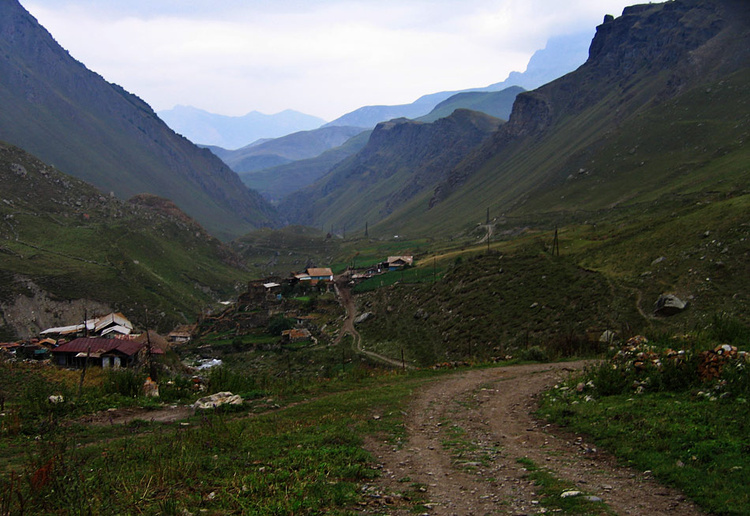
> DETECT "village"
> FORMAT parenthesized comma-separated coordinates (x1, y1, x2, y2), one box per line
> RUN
(0, 256, 415, 374)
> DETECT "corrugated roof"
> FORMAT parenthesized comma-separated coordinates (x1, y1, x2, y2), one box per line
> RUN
(387, 256, 413, 265)
(306, 268, 333, 277)
(52, 337, 158, 357)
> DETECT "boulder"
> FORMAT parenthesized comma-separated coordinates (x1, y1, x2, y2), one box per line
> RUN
(354, 312, 373, 324)
(654, 294, 687, 316)
(193, 391, 243, 410)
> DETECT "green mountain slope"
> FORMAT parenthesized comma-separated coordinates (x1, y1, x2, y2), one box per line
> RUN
(279, 109, 502, 232)
(0, 0, 277, 240)
(371, 0, 750, 238)
(0, 142, 250, 340)
(417, 86, 524, 123)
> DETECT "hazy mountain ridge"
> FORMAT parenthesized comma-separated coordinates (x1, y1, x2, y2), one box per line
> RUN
(238, 130, 372, 203)
(323, 32, 594, 129)
(274, 0, 748, 240)
(215, 126, 367, 174)
(0, 0, 278, 240)
(279, 109, 502, 230)
(158, 106, 327, 150)
(417, 86, 524, 123)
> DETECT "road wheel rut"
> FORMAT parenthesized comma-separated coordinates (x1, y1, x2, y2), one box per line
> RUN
(363, 362, 705, 515)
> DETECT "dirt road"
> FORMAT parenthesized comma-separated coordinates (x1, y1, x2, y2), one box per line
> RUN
(364, 362, 704, 515)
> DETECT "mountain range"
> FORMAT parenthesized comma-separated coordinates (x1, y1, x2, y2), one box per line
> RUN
(322, 31, 593, 130)
(0, 0, 278, 241)
(209, 125, 367, 174)
(280, 0, 750, 238)
(157, 106, 326, 150)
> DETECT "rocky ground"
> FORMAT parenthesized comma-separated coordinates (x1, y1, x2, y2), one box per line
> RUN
(360, 361, 705, 515)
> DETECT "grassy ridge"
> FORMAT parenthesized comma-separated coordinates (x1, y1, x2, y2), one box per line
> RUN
(0, 143, 249, 336)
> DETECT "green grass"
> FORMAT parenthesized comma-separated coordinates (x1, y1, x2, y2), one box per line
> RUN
(0, 367, 438, 515)
(539, 338, 750, 515)
(516, 457, 615, 515)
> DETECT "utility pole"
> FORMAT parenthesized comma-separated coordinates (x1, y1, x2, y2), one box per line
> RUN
(553, 226, 560, 257)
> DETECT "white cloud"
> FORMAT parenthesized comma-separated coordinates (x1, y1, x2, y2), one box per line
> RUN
(22, 0, 634, 120)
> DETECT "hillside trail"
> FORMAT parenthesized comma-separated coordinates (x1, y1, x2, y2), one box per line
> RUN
(334, 274, 413, 369)
(363, 361, 705, 516)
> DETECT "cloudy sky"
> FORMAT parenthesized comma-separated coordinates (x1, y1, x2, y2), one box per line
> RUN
(21, 0, 635, 121)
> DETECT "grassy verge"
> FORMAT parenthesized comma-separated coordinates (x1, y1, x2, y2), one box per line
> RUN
(539, 330, 750, 515)
(0, 366, 438, 514)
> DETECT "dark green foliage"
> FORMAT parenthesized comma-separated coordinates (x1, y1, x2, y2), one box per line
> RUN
(206, 366, 258, 397)
(102, 369, 145, 398)
(267, 314, 295, 336)
(519, 346, 549, 363)
(707, 313, 750, 346)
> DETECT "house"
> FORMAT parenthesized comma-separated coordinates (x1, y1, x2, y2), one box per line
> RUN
(281, 328, 311, 344)
(40, 312, 134, 339)
(51, 337, 163, 369)
(306, 268, 334, 282)
(167, 324, 196, 344)
(385, 256, 414, 270)
(290, 267, 334, 288)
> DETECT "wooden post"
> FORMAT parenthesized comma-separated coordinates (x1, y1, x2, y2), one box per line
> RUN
(401, 348, 405, 371)
(78, 345, 91, 398)
(553, 227, 560, 257)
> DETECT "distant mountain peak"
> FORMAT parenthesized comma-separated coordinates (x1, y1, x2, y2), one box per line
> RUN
(157, 106, 326, 149)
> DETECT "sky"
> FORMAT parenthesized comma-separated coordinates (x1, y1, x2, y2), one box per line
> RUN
(21, 0, 636, 121)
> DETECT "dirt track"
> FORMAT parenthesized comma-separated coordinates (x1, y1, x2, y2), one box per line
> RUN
(364, 362, 705, 515)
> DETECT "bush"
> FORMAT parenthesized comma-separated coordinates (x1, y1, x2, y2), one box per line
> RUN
(520, 346, 549, 362)
(267, 314, 294, 336)
(207, 366, 258, 396)
(103, 369, 144, 398)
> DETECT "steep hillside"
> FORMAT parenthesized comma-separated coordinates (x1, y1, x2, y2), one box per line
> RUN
(157, 105, 326, 149)
(238, 131, 371, 202)
(217, 126, 367, 174)
(0, 0, 278, 240)
(0, 142, 249, 340)
(283, 0, 750, 238)
(365, 0, 750, 238)
(280, 109, 502, 231)
(417, 86, 524, 123)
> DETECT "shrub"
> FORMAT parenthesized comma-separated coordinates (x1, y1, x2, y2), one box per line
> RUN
(267, 314, 294, 336)
(103, 369, 144, 398)
(520, 346, 549, 362)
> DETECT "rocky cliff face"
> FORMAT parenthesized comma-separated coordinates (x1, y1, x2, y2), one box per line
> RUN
(0, 0, 278, 240)
(430, 0, 748, 206)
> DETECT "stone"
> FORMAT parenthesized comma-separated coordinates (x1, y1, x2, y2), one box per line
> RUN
(193, 391, 243, 410)
(653, 294, 688, 316)
(354, 312, 373, 324)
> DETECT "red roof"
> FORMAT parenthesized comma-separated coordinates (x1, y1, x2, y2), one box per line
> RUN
(53, 337, 162, 357)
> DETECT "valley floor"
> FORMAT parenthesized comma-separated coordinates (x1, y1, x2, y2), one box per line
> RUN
(362, 362, 705, 515)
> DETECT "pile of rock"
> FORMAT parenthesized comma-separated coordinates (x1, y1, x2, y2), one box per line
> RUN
(612, 335, 661, 371)
(698, 344, 747, 381)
